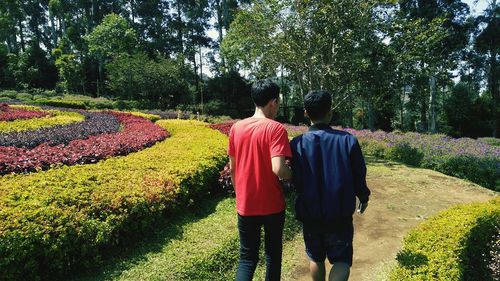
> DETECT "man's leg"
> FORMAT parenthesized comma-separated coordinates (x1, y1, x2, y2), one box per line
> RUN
(309, 261, 326, 281)
(236, 214, 262, 281)
(263, 211, 285, 281)
(328, 262, 350, 281)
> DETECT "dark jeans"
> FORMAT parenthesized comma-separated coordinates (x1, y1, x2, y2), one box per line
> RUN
(236, 211, 285, 281)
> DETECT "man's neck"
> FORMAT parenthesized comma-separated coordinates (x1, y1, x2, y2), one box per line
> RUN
(311, 121, 330, 126)
(252, 107, 273, 119)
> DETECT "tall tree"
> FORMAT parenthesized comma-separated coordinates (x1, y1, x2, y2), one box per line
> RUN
(475, 0, 500, 137)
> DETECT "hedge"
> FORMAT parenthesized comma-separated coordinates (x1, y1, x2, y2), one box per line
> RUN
(0, 120, 228, 281)
(0, 106, 84, 133)
(389, 197, 500, 281)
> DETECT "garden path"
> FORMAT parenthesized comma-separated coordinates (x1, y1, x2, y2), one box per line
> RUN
(284, 158, 497, 281)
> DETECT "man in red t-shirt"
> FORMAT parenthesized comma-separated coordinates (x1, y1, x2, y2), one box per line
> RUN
(228, 79, 292, 281)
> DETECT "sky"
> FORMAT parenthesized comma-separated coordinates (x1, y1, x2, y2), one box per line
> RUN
(463, 0, 490, 15)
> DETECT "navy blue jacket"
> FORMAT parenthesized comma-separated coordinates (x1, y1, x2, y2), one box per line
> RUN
(290, 124, 370, 226)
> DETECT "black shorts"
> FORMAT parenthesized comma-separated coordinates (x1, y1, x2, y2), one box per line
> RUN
(302, 222, 354, 266)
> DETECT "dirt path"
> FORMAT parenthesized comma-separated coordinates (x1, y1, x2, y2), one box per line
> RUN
(286, 158, 497, 281)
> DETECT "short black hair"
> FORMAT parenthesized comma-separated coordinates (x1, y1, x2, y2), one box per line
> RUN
(304, 90, 332, 121)
(251, 79, 280, 107)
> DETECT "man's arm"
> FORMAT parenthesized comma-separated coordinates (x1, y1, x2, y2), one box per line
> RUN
(350, 139, 371, 208)
(272, 156, 292, 180)
(229, 156, 236, 189)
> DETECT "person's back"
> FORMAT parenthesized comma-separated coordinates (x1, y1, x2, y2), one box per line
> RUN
(291, 126, 369, 225)
(230, 117, 289, 216)
(290, 90, 370, 281)
(228, 79, 292, 281)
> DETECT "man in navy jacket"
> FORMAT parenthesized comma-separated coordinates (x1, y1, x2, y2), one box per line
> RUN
(290, 90, 371, 281)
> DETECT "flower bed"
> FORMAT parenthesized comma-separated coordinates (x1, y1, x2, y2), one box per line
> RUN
(0, 106, 85, 133)
(346, 129, 500, 190)
(0, 120, 228, 281)
(0, 112, 167, 174)
(0, 103, 50, 121)
(389, 198, 500, 281)
(210, 120, 499, 190)
(0, 111, 120, 148)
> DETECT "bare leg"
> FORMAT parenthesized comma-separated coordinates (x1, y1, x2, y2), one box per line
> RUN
(310, 261, 325, 281)
(328, 262, 350, 281)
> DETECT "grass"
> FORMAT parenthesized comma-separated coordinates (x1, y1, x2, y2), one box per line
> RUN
(69, 194, 302, 281)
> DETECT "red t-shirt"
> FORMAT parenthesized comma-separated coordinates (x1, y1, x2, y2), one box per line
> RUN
(228, 117, 292, 216)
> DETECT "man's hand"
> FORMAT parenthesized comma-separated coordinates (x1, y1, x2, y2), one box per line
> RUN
(357, 201, 368, 214)
(271, 156, 292, 180)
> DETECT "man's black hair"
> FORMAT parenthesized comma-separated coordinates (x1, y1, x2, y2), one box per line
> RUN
(251, 79, 280, 107)
(304, 90, 332, 121)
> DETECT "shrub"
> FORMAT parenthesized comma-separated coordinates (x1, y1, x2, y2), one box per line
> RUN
(0, 112, 167, 174)
(385, 142, 424, 167)
(0, 111, 120, 148)
(479, 137, 500, 147)
(390, 198, 500, 281)
(0, 103, 50, 121)
(0, 107, 84, 133)
(121, 111, 161, 122)
(0, 90, 18, 99)
(0, 120, 228, 281)
(32, 99, 87, 109)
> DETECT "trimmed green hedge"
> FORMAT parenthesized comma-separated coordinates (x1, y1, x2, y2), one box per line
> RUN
(0, 120, 228, 281)
(390, 197, 500, 281)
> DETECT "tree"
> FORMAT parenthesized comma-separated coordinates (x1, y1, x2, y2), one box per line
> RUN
(86, 13, 138, 95)
(475, 0, 500, 137)
(106, 52, 191, 108)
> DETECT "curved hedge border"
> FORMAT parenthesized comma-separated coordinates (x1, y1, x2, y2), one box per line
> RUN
(0, 111, 120, 148)
(0, 106, 84, 133)
(0, 120, 228, 281)
(389, 197, 500, 281)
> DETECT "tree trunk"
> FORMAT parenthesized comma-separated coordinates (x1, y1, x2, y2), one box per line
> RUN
(49, 13, 58, 48)
(420, 96, 427, 132)
(176, 2, 183, 53)
(367, 98, 375, 131)
(18, 20, 25, 52)
(491, 49, 498, 137)
(400, 86, 405, 130)
(215, 0, 226, 70)
(429, 74, 437, 133)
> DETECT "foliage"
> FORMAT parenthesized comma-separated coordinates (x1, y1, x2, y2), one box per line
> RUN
(86, 14, 138, 59)
(0, 107, 84, 133)
(0, 111, 119, 148)
(0, 112, 167, 174)
(0, 120, 228, 281)
(211, 119, 500, 190)
(106, 53, 191, 108)
(346, 128, 500, 190)
(0, 103, 50, 121)
(119, 111, 160, 122)
(479, 137, 500, 147)
(389, 198, 500, 281)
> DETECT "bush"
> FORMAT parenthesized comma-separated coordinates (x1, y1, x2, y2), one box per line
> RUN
(0, 90, 18, 99)
(0, 120, 228, 281)
(358, 138, 388, 158)
(0, 112, 167, 174)
(0, 106, 84, 132)
(479, 137, 500, 147)
(33, 98, 87, 109)
(390, 198, 500, 281)
(385, 142, 424, 167)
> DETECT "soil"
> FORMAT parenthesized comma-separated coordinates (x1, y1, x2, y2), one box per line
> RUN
(287, 159, 498, 281)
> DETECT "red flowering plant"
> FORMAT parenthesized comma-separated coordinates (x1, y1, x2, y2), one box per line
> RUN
(0, 103, 50, 121)
(0, 112, 169, 174)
